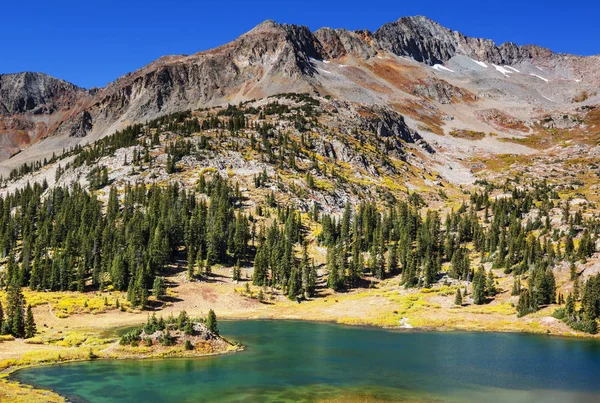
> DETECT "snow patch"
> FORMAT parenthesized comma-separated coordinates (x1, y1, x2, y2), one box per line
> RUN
(323, 60, 330, 64)
(534, 65, 544, 72)
(433, 64, 455, 73)
(504, 66, 520, 73)
(530, 73, 549, 83)
(492, 64, 513, 77)
(318, 68, 332, 74)
(471, 59, 488, 68)
(575, 79, 582, 83)
(542, 95, 555, 102)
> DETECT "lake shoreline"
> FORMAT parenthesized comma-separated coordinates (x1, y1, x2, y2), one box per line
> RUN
(2, 311, 598, 402)
(1, 322, 244, 403)
(2, 338, 244, 403)
(217, 312, 600, 340)
(9, 319, 600, 403)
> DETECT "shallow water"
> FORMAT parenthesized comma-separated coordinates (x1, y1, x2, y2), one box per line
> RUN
(13, 320, 600, 402)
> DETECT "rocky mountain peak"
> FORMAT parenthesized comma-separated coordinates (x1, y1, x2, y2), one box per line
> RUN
(0, 72, 83, 115)
(247, 19, 283, 33)
(373, 15, 557, 65)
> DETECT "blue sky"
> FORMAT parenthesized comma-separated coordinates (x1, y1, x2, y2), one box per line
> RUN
(2, 0, 598, 88)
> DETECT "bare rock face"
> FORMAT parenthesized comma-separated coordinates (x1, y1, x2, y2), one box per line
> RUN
(314, 28, 378, 60)
(374, 16, 459, 65)
(0, 72, 88, 159)
(413, 79, 471, 104)
(0, 72, 82, 115)
(359, 105, 422, 144)
(373, 16, 552, 65)
(69, 111, 93, 138)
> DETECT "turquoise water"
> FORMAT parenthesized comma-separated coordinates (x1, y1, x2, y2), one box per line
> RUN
(13, 320, 600, 402)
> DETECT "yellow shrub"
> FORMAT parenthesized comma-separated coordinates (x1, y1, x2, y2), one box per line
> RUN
(24, 336, 44, 345)
(55, 332, 88, 347)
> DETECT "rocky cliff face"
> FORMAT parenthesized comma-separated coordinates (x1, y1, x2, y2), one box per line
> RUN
(0, 72, 89, 160)
(0, 72, 83, 115)
(373, 16, 553, 65)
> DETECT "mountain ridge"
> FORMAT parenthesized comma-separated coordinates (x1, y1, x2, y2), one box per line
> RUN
(1, 15, 599, 175)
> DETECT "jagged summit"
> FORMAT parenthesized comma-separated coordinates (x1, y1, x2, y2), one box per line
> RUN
(0, 72, 83, 115)
(374, 15, 553, 65)
(249, 19, 282, 32)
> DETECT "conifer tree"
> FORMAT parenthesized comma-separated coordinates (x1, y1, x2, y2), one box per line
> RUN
(206, 309, 218, 335)
(570, 262, 577, 281)
(486, 270, 497, 297)
(516, 288, 538, 317)
(232, 261, 241, 282)
(153, 276, 166, 300)
(388, 242, 398, 275)
(187, 249, 196, 281)
(511, 276, 521, 296)
(5, 278, 25, 337)
(11, 300, 25, 338)
(454, 288, 463, 306)
(472, 268, 486, 305)
(24, 304, 36, 339)
(564, 293, 575, 321)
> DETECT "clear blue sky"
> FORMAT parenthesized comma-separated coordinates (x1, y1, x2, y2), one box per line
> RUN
(2, 0, 597, 89)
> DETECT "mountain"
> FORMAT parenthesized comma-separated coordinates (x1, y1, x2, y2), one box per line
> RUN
(2, 15, 600, 371)
(0, 16, 599, 177)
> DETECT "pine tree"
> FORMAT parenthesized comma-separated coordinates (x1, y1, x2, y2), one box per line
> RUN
(153, 276, 166, 300)
(326, 244, 344, 291)
(6, 279, 25, 337)
(564, 293, 575, 321)
(472, 268, 486, 305)
(486, 270, 497, 297)
(454, 288, 463, 306)
(177, 310, 189, 330)
(570, 262, 577, 281)
(232, 261, 241, 282)
(388, 242, 398, 275)
(511, 276, 521, 296)
(11, 301, 24, 338)
(206, 309, 218, 335)
(187, 249, 196, 281)
(565, 235, 574, 257)
(516, 288, 538, 317)
(24, 304, 36, 339)
(574, 276, 581, 301)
